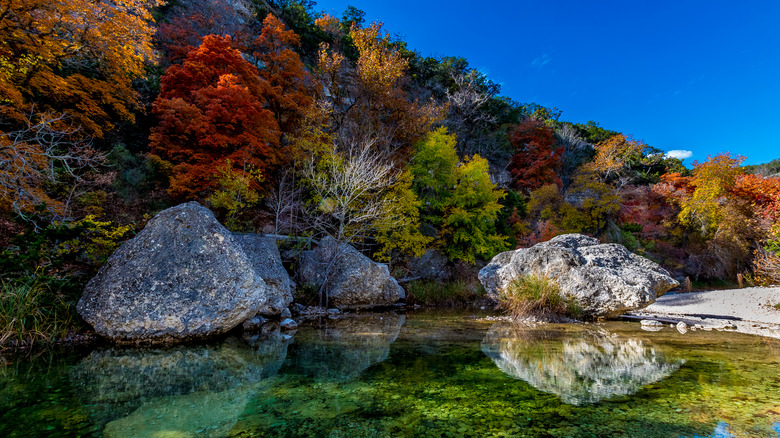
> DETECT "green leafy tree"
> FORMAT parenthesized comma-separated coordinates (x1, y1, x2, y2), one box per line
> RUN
(441, 155, 507, 263)
(410, 127, 459, 226)
(409, 128, 507, 262)
(373, 170, 431, 262)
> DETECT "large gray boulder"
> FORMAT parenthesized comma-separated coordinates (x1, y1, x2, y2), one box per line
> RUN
(478, 234, 679, 318)
(233, 234, 294, 315)
(77, 202, 267, 342)
(299, 236, 405, 309)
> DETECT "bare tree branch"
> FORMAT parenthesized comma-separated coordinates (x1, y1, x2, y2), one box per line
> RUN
(0, 109, 104, 220)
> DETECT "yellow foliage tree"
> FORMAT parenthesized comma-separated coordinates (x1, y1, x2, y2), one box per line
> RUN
(586, 134, 645, 186)
(0, 0, 159, 137)
(206, 160, 264, 231)
(678, 153, 744, 236)
(315, 17, 445, 158)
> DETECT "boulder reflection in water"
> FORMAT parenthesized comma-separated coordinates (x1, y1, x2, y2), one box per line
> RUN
(482, 322, 683, 405)
(287, 313, 405, 380)
(70, 331, 291, 436)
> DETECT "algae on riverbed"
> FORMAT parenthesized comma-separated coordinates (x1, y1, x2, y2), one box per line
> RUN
(1, 312, 779, 437)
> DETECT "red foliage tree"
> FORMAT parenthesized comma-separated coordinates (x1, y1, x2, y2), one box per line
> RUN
(150, 35, 279, 198)
(731, 174, 780, 222)
(251, 14, 315, 134)
(508, 119, 562, 192)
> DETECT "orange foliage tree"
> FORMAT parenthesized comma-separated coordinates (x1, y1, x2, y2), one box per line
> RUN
(731, 173, 780, 223)
(655, 153, 777, 279)
(586, 134, 645, 186)
(315, 18, 444, 157)
(507, 118, 562, 192)
(150, 35, 279, 199)
(251, 14, 315, 135)
(0, 0, 159, 138)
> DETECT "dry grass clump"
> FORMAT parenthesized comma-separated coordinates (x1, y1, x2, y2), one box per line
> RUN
(498, 273, 581, 321)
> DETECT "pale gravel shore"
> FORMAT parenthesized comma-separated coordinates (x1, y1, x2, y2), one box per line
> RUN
(627, 287, 780, 339)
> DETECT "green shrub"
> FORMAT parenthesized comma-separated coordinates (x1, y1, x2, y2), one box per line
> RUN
(620, 222, 643, 233)
(620, 229, 640, 252)
(1, 215, 133, 298)
(0, 279, 78, 347)
(405, 280, 484, 306)
(499, 273, 581, 320)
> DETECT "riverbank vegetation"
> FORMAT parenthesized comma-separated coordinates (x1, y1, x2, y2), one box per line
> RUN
(1, 0, 779, 344)
(405, 280, 484, 307)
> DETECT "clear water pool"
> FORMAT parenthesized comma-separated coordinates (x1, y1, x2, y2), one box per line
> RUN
(1, 311, 779, 437)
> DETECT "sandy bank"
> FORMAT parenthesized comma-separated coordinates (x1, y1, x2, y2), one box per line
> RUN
(626, 287, 780, 339)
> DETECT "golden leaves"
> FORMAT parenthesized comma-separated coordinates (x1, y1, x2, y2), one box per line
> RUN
(0, 0, 158, 137)
(350, 22, 407, 96)
(587, 134, 645, 182)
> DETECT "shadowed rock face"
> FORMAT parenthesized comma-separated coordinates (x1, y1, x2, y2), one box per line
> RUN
(299, 236, 405, 309)
(70, 333, 290, 435)
(233, 234, 294, 316)
(287, 313, 405, 380)
(482, 322, 683, 405)
(478, 234, 679, 318)
(77, 202, 267, 342)
(408, 249, 451, 282)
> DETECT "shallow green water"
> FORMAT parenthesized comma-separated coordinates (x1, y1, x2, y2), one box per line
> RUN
(1, 311, 779, 437)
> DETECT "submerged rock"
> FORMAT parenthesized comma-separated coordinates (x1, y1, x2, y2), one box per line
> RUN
(233, 234, 294, 316)
(478, 234, 679, 318)
(482, 322, 683, 405)
(77, 202, 268, 342)
(299, 236, 405, 309)
(242, 315, 267, 331)
(280, 318, 298, 331)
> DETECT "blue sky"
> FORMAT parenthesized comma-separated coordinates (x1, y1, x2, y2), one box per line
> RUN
(314, 0, 780, 165)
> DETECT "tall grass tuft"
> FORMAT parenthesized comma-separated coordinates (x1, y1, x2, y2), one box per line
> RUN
(499, 273, 581, 321)
(0, 279, 77, 347)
